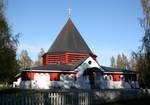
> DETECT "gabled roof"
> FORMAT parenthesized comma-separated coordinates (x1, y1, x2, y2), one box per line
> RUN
(100, 66, 136, 74)
(73, 56, 89, 69)
(47, 18, 92, 54)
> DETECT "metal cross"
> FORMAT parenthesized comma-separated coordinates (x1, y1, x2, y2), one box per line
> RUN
(68, 8, 72, 18)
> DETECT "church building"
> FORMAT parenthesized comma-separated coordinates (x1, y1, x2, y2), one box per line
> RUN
(20, 18, 139, 89)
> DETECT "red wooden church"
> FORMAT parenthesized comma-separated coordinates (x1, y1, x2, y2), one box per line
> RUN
(20, 18, 139, 89)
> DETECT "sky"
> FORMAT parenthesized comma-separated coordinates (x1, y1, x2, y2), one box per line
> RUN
(6, 0, 144, 66)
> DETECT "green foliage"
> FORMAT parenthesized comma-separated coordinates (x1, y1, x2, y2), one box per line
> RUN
(117, 53, 129, 69)
(131, 52, 150, 84)
(19, 50, 33, 69)
(0, 0, 19, 84)
(110, 56, 116, 68)
(110, 53, 129, 69)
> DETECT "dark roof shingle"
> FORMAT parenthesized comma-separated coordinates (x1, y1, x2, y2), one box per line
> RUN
(31, 64, 73, 71)
(47, 18, 92, 54)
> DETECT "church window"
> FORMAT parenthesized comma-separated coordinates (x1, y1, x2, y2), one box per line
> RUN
(104, 75, 108, 80)
(108, 75, 113, 81)
(88, 61, 92, 65)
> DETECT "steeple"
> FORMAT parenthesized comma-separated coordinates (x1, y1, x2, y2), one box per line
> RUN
(47, 18, 92, 54)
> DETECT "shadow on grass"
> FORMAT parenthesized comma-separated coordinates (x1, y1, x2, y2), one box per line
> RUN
(102, 97, 150, 105)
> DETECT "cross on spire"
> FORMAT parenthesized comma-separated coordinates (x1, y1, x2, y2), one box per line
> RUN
(68, 8, 72, 18)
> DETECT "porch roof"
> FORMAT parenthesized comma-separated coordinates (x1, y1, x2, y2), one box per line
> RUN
(100, 66, 136, 74)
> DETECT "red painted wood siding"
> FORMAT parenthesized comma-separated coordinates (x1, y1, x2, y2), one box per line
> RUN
(50, 73, 60, 81)
(43, 52, 97, 65)
(22, 71, 34, 80)
(112, 74, 121, 81)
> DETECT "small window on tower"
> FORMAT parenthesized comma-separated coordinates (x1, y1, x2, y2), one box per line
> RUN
(88, 61, 92, 65)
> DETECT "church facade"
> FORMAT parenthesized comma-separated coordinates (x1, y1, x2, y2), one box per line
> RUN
(20, 18, 139, 89)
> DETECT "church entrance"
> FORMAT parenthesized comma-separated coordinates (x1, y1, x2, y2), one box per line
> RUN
(83, 68, 101, 89)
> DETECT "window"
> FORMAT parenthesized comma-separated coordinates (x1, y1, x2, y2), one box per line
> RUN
(88, 61, 92, 65)
(108, 75, 112, 81)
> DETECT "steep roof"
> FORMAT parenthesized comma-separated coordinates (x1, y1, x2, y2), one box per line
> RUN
(47, 18, 92, 54)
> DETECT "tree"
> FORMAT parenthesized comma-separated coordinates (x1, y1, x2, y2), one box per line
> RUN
(121, 53, 129, 69)
(116, 54, 122, 68)
(110, 53, 129, 69)
(141, 0, 150, 53)
(131, 0, 150, 85)
(34, 48, 44, 66)
(110, 56, 116, 68)
(19, 50, 33, 69)
(128, 54, 137, 71)
(0, 0, 19, 84)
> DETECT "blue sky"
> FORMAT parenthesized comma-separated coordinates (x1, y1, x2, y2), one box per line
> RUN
(6, 0, 143, 66)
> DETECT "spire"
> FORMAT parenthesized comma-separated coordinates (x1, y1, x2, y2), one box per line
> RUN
(47, 18, 92, 54)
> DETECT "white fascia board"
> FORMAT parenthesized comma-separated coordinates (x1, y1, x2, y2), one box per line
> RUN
(22, 70, 75, 73)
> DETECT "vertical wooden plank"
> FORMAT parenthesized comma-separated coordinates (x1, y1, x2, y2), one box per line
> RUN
(61, 92, 64, 105)
(48, 92, 50, 105)
(58, 92, 59, 105)
(49, 92, 51, 105)
(52, 92, 54, 105)
(84, 92, 86, 105)
(56, 92, 58, 105)
(54, 92, 56, 105)
(48, 92, 51, 105)
(78, 92, 80, 105)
